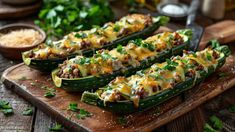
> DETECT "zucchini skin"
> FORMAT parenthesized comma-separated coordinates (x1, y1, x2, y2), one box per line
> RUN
(81, 45, 230, 114)
(23, 16, 169, 72)
(52, 42, 189, 92)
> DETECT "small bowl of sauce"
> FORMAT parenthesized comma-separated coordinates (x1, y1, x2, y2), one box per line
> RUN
(157, 2, 189, 20)
(0, 23, 46, 60)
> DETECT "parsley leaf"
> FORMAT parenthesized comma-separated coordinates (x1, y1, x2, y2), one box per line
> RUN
(0, 100, 13, 115)
(163, 59, 178, 71)
(49, 123, 63, 132)
(206, 52, 212, 61)
(23, 108, 33, 116)
(113, 24, 120, 32)
(130, 38, 142, 46)
(204, 123, 217, 132)
(116, 45, 127, 54)
(142, 43, 155, 51)
(77, 109, 91, 119)
(44, 92, 56, 98)
(68, 103, 78, 112)
(210, 115, 223, 130)
(75, 33, 87, 39)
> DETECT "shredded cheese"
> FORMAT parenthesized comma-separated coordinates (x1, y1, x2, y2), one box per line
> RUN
(0, 29, 42, 47)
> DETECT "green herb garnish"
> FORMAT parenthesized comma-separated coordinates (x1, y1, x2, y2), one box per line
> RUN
(77, 109, 91, 119)
(23, 108, 33, 116)
(113, 24, 120, 32)
(75, 57, 86, 65)
(210, 115, 223, 130)
(44, 92, 56, 98)
(49, 123, 63, 132)
(131, 38, 142, 46)
(142, 43, 155, 51)
(75, 33, 87, 39)
(0, 100, 13, 115)
(68, 103, 79, 112)
(35, 0, 113, 39)
(163, 59, 178, 71)
(204, 123, 217, 132)
(117, 45, 127, 54)
(206, 52, 212, 61)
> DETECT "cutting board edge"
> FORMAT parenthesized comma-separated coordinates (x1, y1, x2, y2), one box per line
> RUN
(1, 64, 90, 132)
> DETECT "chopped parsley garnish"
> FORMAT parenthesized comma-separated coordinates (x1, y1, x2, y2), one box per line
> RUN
(210, 115, 223, 130)
(77, 109, 91, 119)
(181, 59, 188, 64)
(113, 24, 120, 32)
(49, 123, 63, 132)
(142, 42, 155, 51)
(117, 45, 127, 54)
(117, 116, 127, 125)
(23, 108, 33, 116)
(130, 38, 142, 46)
(0, 100, 14, 115)
(75, 57, 86, 65)
(204, 123, 217, 132)
(204, 115, 223, 132)
(206, 52, 212, 61)
(166, 34, 174, 45)
(101, 53, 112, 60)
(75, 33, 87, 39)
(163, 59, 178, 71)
(44, 92, 56, 98)
(68, 103, 79, 112)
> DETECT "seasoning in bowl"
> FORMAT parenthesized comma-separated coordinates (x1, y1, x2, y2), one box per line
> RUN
(157, 3, 189, 20)
(0, 29, 43, 48)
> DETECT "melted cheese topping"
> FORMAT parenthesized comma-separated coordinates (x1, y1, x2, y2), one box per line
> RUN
(99, 47, 221, 107)
(24, 14, 153, 59)
(57, 31, 185, 78)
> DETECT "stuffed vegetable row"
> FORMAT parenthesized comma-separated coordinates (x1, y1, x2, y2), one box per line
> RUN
(81, 42, 230, 114)
(51, 29, 192, 91)
(22, 14, 169, 72)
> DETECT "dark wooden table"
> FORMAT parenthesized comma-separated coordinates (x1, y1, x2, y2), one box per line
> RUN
(1, 3, 235, 132)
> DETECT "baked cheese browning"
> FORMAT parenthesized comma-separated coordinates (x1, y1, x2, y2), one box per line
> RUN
(98, 47, 220, 107)
(56, 31, 185, 78)
(23, 14, 153, 59)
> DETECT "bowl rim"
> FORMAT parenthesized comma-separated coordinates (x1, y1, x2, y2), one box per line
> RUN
(157, 2, 189, 18)
(0, 23, 46, 50)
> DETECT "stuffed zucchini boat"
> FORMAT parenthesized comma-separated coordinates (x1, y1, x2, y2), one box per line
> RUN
(51, 29, 192, 92)
(22, 14, 169, 72)
(81, 41, 231, 114)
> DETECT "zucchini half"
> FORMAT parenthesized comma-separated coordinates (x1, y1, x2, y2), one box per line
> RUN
(81, 44, 231, 114)
(51, 30, 192, 92)
(22, 16, 169, 72)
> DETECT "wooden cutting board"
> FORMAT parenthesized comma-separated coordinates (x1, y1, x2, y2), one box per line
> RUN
(1, 20, 235, 131)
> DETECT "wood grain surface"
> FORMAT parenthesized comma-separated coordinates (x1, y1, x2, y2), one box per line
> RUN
(1, 41, 235, 131)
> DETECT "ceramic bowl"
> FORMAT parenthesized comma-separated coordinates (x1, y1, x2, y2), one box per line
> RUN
(0, 23, 46, 60)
